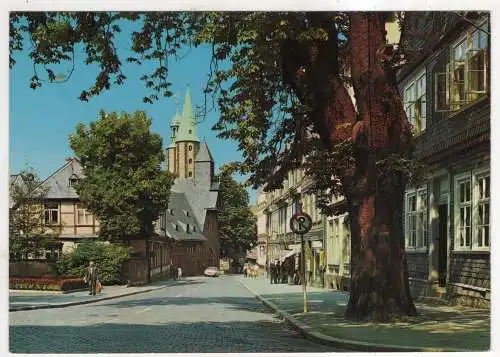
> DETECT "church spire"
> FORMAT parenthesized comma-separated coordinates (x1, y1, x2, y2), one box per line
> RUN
(176, 87, 198, 142)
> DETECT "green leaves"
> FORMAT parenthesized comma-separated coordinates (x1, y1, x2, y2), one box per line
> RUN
(55, 241, 130, 284)
(69, 110, 175, 240)
(217, 171, 257, 256)
(9, 168, 56, 260)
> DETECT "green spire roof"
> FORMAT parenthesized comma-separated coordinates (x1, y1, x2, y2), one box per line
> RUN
(175, 88, 198, 142)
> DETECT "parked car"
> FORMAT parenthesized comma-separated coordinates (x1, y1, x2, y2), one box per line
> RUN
(204, 267, 220, 277)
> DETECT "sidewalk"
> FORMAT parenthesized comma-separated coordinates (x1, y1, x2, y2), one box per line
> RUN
(9, 279, 183, 312)
(238, 276, 490, 352)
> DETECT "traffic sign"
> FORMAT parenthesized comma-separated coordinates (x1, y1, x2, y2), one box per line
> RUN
(290, 212, 313, 235)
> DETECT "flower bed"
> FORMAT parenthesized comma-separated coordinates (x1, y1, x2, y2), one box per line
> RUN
(9, 277, 86, 291)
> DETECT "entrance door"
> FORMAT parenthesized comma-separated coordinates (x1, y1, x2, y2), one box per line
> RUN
(438, 204, 448, 287)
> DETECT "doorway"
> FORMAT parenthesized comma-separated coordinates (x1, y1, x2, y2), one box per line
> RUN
(438, 204, 448, 287)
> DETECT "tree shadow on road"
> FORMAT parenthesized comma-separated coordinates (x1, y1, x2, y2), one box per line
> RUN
(9, 320, 334, 353)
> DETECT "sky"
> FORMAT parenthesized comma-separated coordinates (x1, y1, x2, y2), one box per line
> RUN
(8, 18, 257, 203)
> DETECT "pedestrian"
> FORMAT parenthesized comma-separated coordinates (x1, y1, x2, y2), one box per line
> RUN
(275, 261, 281, 284)
(269, 262, 275, 284)
(243, 265, 248, 278)
(84, 261, 99, 296)
(177, 266, 183, 280)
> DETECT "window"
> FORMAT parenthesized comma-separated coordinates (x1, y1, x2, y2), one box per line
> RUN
(436, 20, 489, 112)
(188, 145, 193, 151)
(188, 129, 192, 134)
(456, 177, 472, 248)
(69, 175, 79, 187)
(327, 220, 335, 264)
(188, 171, 193, 177)
(404, 70, 426, 135)
(77, 204, 93, 225)
(405, 187, 428, 249)
(343, 216, 351, 264)
(454, 170, 490, 250)
(186, 224, 190, 233)
(476, 174, 490, 248)
(44, 203, 59, 225)
(189, 158, 192, 164)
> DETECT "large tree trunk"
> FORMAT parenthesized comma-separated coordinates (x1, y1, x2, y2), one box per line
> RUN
(343, 13, 417, 322)
(281, 12, 417, 321)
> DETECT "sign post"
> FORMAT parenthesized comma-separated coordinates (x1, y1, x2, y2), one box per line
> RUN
(290, 207, 313, 314)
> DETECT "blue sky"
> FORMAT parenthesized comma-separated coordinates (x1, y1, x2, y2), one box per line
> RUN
(9, 20, 257, 203)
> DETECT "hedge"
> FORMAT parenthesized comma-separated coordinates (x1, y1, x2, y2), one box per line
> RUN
(9, 277, 86, 291)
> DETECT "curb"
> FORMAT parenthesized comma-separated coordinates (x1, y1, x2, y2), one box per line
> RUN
(238, 279, 460, 353)
(9, 281, 177, 312)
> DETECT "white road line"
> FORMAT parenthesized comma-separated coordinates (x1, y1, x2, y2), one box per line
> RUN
(136, 307, 152, 313)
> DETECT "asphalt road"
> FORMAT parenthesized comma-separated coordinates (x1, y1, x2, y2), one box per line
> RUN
(9, 275, 336, 353)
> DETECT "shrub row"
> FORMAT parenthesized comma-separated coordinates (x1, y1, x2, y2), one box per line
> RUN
(9, 277, 86, 291)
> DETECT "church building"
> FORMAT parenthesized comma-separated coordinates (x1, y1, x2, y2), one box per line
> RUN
(151, 89, 221, 277)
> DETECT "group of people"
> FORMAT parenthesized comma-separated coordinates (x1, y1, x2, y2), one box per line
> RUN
(171, 265, 183, 280)
(268, 260, 296, 284)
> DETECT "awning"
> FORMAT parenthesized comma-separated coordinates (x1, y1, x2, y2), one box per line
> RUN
(312, 241, 323, 249)
(280, 245, 301, 261)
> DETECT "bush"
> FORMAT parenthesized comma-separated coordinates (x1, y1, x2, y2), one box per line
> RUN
(55, 241, 129, 285)
(9, 277, 86, 291)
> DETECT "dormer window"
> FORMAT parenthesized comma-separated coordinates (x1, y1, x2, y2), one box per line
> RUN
(186, 224, 190, 233)
(69, 175, 79, 187)
(193, 226, 196, 233)
(169, 209, 174, 215)
(175, 224, 179, 231)
(188, 129, 192, 134)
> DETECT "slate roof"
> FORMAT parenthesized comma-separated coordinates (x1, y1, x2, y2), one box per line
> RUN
(172, 178, 218, 226)
(41, 158, 85, 199)
(195, 142, 214, 162)
(158, 192, 205, 242)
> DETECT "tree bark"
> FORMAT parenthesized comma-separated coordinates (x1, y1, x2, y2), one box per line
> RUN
(343, 12, 417, 322)
(280, 12, 416, 321)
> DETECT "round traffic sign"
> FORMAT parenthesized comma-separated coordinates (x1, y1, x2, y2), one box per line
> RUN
(290, 212, 313, 234)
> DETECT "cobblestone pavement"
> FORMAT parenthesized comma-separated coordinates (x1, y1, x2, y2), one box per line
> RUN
(9, 276, 337, 353)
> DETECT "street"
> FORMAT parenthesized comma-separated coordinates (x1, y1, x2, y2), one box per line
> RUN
(9, 276, 335, 353)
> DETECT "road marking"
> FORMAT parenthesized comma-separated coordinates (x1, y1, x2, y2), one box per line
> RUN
(136, 307, 152, 314)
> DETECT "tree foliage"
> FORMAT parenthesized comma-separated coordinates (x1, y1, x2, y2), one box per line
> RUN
(9, 169, 60, 260)
(69, 110, 175, 240)
(55, 241, 129, 284)
(217, 169, 257, 257)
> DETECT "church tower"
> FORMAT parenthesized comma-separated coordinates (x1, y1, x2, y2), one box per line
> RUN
(167, 88, 200, 179)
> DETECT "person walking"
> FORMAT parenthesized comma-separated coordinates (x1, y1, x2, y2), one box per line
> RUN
(275, 261, 281, 284)
(84, 261, 99, 296)
(269, 262, 275, 284)
(177, 266, 183, 280)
